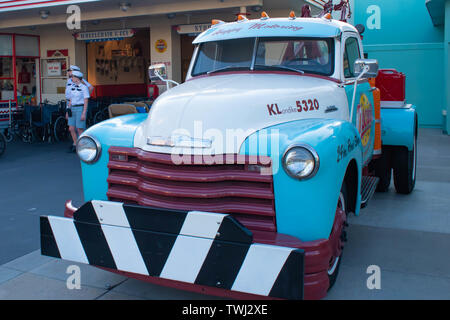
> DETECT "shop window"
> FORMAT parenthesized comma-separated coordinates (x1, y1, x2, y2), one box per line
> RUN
(0, 35, 13, 55)
(0, 57, 13, 78)
(343, 37, 361, 78)
(17, 58, 38, 104)
(0, 33, 40, 105)
(15, 35, 39, 57)
(0, 79, 15, 101)
(41, 57, 69, 96)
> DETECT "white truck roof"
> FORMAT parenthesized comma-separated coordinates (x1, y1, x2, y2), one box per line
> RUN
(193, 17, 359, 44)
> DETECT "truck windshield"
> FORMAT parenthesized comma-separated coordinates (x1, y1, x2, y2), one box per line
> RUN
(191, 37, 334, 77)
(192, 38, 254, 76)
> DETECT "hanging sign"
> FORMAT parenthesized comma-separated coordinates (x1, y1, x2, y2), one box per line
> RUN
(176, 23, 212, 35)
(74, 29, 136, 42)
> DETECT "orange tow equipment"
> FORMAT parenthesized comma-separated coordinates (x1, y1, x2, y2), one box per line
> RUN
(369, 78, 382, 156)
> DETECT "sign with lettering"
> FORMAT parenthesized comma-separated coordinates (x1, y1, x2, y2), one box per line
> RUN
(47, 62, 61, 76)
(176, 24, 212, 35)
(74, 29, 136, 42)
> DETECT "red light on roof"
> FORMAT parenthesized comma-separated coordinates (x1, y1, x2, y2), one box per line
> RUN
(261, 11, 270, 19)
(289, 11, 296, 19)
(237, 14, 248, 21)
(211, 19, 224, 25)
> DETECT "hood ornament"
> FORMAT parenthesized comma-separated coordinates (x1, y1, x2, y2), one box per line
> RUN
(147, 135, 213, 149)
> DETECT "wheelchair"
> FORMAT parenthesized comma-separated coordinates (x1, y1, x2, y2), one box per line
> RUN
(24, 102, 69, 143)
(52, 101, 69, 142)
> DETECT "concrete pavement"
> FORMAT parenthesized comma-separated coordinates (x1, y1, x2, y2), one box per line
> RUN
(0, 128, 449, 300)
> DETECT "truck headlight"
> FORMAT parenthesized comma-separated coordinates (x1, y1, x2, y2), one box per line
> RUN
(282, 145, 319, 180)
(77, 135, 101, 164)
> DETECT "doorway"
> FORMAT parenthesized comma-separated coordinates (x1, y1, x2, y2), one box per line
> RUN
(180, 34, 196, 82)
(86, 28, 150, 98)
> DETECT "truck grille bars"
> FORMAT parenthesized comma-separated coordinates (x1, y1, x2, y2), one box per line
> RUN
(106, 147, 277, 232)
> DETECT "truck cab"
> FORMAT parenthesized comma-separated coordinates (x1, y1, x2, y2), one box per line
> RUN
(40, 13, 417, 300)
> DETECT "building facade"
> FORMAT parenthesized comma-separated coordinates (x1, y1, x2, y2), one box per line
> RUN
(0, 0, 448, 133)
(353, 0, 449, 133)
(0, 0, 318, 106)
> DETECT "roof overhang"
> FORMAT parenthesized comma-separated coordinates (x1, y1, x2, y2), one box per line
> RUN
(426, 0, 445, 26)
(0, 0, 100, 13)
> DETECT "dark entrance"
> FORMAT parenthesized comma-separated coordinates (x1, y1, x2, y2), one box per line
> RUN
(180, 34, 196, 82)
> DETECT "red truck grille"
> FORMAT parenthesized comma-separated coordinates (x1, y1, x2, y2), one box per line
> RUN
(106, 147, 277, 232)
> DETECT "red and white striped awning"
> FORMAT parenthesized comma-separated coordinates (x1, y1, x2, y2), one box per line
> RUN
(305, 0, 326, 9)
(0, 0, 100, 13)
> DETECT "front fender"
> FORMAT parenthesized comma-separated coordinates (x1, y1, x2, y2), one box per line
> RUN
(240, 119, 363, 242)
(80, 114, 148, 201)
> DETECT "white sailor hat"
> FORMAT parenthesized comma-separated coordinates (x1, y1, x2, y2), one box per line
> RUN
(68, 65, 81, 72)
(72, 70, 83, 79)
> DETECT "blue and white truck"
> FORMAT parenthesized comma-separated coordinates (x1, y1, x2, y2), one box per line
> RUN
(40, 13, 417, 300)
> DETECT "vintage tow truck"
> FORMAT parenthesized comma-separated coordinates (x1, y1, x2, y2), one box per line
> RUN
(40, 13, 417, 300)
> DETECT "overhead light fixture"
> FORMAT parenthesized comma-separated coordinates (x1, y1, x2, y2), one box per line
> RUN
(167, 13, 176, 19)
(251, 5, 262, 12)
(92, 20, 100, 25)
(39, 10, 50, 19)
(119, 2, 131, 12)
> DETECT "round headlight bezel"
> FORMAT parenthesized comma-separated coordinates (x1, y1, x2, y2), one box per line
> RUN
(282, 144, 320, 180)
(76, 135, 101, 164)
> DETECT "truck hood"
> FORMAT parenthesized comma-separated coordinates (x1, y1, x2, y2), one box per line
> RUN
(134, 73, 349, 155)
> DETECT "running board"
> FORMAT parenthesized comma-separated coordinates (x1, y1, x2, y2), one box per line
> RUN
(361, 176, 379, 208)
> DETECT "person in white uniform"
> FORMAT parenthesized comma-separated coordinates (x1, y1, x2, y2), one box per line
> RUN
(66, 70, 90, 153)
(66, 65, 94, 96)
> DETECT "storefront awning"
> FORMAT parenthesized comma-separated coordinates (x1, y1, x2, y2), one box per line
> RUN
(426, 0, 445, 26)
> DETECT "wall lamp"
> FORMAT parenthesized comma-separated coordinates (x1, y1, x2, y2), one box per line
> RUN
(251, 5, 263, 12)
(119, 2, 131, 12)
(39, 10, 50, 19)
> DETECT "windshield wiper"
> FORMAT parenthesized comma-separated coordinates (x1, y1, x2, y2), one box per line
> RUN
(207, 65, 250, 75)
(254, 64, 305, 74)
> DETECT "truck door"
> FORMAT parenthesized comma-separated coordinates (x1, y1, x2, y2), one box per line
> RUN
(342, 32, 375, 166)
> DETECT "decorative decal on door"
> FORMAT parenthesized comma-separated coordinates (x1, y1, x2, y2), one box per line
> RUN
(356, 94, 373, 147)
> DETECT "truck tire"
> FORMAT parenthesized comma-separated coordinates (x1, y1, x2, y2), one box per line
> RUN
(392, 121, 417, 194)
(328, 182, 348, 290)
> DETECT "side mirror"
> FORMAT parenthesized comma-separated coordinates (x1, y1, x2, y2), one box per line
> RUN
(148, 63, 180, 90)
(148, 63, 167, 83)
(355, 24, 365, 35)
(354, 59, 379, 79)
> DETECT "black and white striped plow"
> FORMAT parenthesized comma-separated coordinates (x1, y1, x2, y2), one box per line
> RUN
(40, 200, 304, 299)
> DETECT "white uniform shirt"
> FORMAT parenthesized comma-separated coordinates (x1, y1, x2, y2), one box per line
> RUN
(65, 78, 93, 99)
(68, 82, 90, 106)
